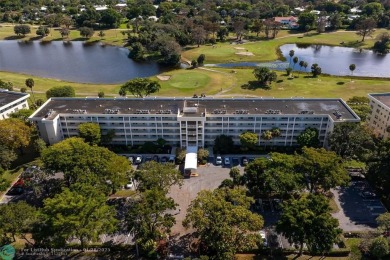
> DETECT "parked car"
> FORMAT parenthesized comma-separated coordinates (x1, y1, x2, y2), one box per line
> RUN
(215, 156, 222, 165)
(161, 156, 168, 163)
(224, 157, 230, 166)
(125, 181, 134, 189)
(168, 156, 175, 163)
(6, 186, 24, 195)
(128, 156, 134, 164)
(135, 156, 142, 164)
(259, 230, 268, 247)
(242, 157, 248, 166)
(232, 157, 239, 166)
(360, 191, 377, 199)
(152, 155, 159, 162)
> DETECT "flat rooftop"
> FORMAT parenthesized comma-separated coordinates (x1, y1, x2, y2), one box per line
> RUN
(0, 90, 29, 108)
(370, 93, 390, 108)
(31, 97, 359, 121)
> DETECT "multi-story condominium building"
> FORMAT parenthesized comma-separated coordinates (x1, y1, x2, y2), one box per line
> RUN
(0, 89, 30, 120)
(367, 93, 390, 138)
(29, 97, 360, 147)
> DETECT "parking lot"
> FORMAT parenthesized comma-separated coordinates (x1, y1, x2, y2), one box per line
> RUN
(332, 180, 387, 231)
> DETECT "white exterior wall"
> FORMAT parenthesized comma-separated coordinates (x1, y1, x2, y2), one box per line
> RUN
(0, 95, 29, 120)
(367, 95, 390, 138)
(32, 112, 339, 148)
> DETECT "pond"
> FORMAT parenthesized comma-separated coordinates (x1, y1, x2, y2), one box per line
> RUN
(0, 40, 163, 84)
(207, 44, 390, 78)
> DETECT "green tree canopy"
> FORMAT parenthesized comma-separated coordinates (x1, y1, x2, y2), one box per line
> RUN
(214, 135, 234, 154)
(78, 122, 101, 145)
(376, 213, 390, 233)
(253, 67, 277, 86)
(347, 96, 371, 121)
(9, 109, 34, 121)
(276, 194, 342, 255)
(369, 236, 389, 259)
(126, 188, 177, 257)
(0, 118, 32, 150)
(183, 188, 264, 259)
(41, 138, 132, 193)
(119, 78, 161, 98)
(14, 24, 31, 36)
(296, 147, 349, 193)
(0, 145, 17, 170)
(0, 201, 37, 243)
(79, 27, 94, 38)
(367, 139, 390, 200)
(239, 132, 258, 150)
(135, 161, 183, 192)
(328, 123, 375, 160)
(297, 127, 320, 147)
(35, 185, 117, 247)
(242, 154, 304, 198)
(46, 86, 75, 99)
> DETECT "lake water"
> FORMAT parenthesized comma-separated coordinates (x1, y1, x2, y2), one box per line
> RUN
(207, 44, 390, 78)
(0, 40, 163, 83)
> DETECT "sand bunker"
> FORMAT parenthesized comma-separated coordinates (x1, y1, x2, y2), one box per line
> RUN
(236, 52, 254, 56)
(157, 75, 171, 81)
(234, 47, 246, 50)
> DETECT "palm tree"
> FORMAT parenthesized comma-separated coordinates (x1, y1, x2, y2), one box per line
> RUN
(25, 78, 35, 104)
(349, 64, 356, 81)
(271, 127, 281, 146)
(299, 60, 305, 75)
(303, 62, 308, 73)
(261, 130, 273, 148)
(289, 50, 295, 67)
(292, 56, 299, 76)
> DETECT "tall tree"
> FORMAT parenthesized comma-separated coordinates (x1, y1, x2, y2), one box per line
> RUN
(214, 135, 234, 154)
(0, 201, 37, 243)
(25, 78, 35, 104)
(296, 147, 349, 193)
(239, 132, 258, 151)
(134, 161, 183, 192)
(276, 194, 342, 255)
(367, 139, 390, 200)
(289, 50, 295, 67)
(0, 118, 32, 151)
(297, 127, 320, 147)
(192, 26, 207, 47)
(41, 138, 132, 193)
(35, 185, 117, 247)
(356, 18, 377, 42)
(183, 188, 264, 259)
(119, 78, 161, 98)
(126, 188, 177, 257)
(78, 122, 101, 145)
(349, 64, 356, 77)
(311, 63, 322, 77)
(328, 123, 375, 160)
(253, 67, 277, 86)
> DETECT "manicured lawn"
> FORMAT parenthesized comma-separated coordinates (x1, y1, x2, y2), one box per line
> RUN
(214, 68, 390, 101)
(153, 68, 234, 96)
(182, 29, 387, 63)
(329, 198, 340, 213)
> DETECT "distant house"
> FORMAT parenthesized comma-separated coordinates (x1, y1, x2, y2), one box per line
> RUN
(350, 7, 362, 14)
(274, 16, 299, 29)
(94, 5, 108, 11)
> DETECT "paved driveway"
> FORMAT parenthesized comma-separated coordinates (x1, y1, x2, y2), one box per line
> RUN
(168, 164, 232, 235)
(332, 180, 387, 232)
